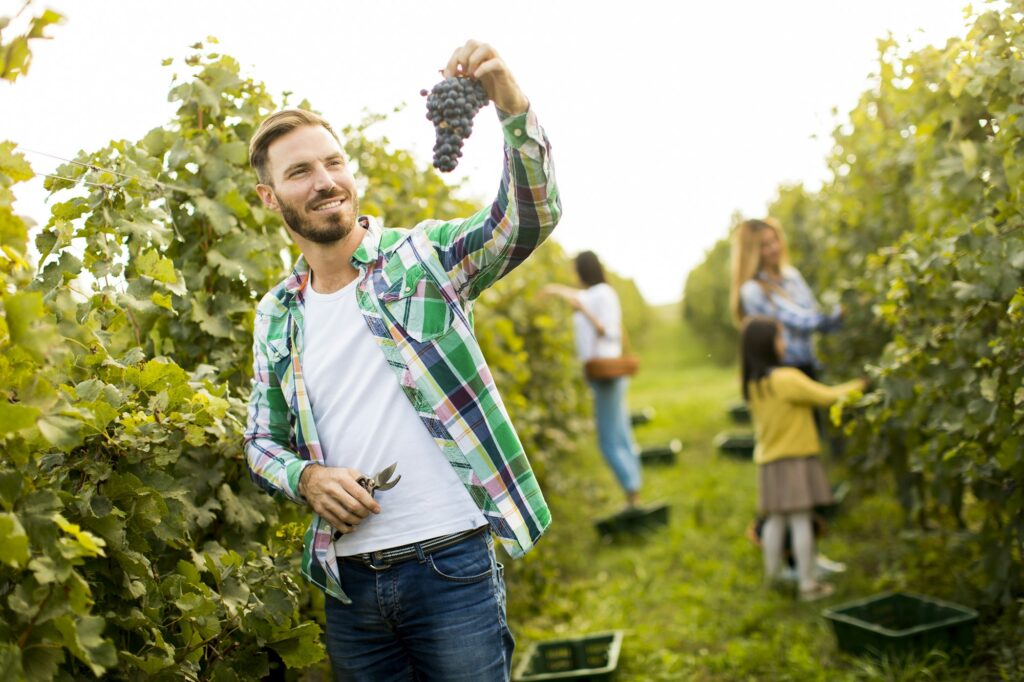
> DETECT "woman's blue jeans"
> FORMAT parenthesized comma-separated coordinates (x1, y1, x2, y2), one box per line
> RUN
(587, 376, 642, 494)
(324, 531, 513, 681)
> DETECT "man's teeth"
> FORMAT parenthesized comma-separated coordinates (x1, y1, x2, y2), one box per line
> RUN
(314, 200, 343, 211)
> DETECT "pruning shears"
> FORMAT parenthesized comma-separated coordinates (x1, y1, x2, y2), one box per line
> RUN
(357, 462, 402, 496)
(332, 462, 401, 541)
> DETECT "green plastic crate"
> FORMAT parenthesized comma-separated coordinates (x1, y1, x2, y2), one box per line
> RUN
(513, 631, 624, 681)
(594, 504, 670, 538)
(638, 439, 681, 466)
(823, 592, 978, 659)
(727, 401, 751, 424)
(714, 432, 755, 460)
(630, 407, 655, 427)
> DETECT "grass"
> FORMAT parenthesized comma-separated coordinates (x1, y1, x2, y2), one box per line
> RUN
(502, 303, 1013, 681)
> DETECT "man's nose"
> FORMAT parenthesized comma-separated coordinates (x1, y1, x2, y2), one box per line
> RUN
(311, 164, 336, 192)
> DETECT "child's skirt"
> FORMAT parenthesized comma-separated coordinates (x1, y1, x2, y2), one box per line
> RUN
(758, 455, 833, 514)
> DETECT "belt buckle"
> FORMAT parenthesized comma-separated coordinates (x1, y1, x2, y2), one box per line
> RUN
(366, 550, 391, 571)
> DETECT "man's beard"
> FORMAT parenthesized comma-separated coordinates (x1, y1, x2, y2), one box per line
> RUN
(276, 190, 358, 245)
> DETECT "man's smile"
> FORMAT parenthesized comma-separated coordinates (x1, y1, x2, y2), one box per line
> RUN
(312, 197, 346, 212)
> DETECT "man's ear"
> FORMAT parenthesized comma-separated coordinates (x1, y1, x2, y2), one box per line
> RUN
(256, 184, 279, 211)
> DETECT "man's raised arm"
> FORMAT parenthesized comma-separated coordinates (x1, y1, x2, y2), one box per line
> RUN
(426, 40, 562, 301)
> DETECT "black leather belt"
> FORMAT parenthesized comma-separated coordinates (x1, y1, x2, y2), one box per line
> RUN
(339, 525, 488, 571)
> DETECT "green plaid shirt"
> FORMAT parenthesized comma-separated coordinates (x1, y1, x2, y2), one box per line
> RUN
(243, 109, 561, 602)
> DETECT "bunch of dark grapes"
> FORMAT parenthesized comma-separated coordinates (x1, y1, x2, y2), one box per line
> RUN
(421, 76, 489, 173)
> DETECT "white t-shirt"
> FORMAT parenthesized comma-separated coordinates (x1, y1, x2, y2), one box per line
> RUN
(573, 283, 622, 362)
(302, 277, 486, 555)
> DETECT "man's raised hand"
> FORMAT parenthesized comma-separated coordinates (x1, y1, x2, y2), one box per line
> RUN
(444, 40, 528, 116)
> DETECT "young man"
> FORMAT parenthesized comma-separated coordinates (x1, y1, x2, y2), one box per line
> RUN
(243, 41, 560, 681)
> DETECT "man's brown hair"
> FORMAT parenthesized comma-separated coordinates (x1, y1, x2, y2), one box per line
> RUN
(248, 109, 340, 185)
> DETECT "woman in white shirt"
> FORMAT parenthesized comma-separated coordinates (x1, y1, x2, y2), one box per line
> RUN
(543, 251, 642, 507)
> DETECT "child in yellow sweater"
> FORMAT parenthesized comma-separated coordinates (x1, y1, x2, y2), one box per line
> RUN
(742, 316, 866, 601)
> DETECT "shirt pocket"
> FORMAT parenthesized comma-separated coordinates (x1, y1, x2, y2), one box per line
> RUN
(380, 262, 454, 343)
(265, 337, 297, 411)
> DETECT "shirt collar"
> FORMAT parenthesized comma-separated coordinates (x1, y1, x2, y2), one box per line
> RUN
(757, 267, 787, 284)
(351, 215, 383, 265)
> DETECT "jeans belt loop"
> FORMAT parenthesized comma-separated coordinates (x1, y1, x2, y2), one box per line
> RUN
(415, 543, 426, 563)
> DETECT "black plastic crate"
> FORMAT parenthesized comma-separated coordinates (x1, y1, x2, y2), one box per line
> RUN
(727, 401, 751, 424)
(714, 432, 755, 460)
(638, 439, 681, 466)
(823, 592, 978, 659)
(513, 631, 624, 681)
(630, 407, 655, 427)
(594, 504, 670, 538)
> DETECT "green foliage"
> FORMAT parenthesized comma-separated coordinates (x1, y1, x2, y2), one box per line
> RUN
(1, 221, 317, 679)
(764, 3, 1024, 605)
(40, 42, 288, 388)
(682, 237, 735, 363)
(607, 271, 650, 349)
(0, 46, 330, 674)
(0, 3, 63, 83)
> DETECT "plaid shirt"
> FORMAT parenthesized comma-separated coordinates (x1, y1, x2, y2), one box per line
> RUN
(243, 109, 560, 603)
(740, 266, 841, 367)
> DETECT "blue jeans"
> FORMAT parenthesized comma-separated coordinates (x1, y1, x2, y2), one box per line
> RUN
(588, 377, 642, 494)
(324, 531, 513, 681)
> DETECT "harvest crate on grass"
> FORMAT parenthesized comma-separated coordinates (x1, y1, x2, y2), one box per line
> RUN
(638, 439, 681, 466)
(630, 407, 655, 426)
(513, 631, 624, 681)
(823, 592, 978, 659)
(594, 504, 670, 538)
(714, 432, 755, 460)
(727, 401, 751, 424)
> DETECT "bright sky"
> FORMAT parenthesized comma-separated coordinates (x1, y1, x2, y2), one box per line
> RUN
(3, 0, 972, 304)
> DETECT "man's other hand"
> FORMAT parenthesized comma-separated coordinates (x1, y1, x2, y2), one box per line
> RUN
(299, 464, 380, 534)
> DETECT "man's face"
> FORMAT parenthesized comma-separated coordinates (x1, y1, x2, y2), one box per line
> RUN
(257, 125, 359, 244)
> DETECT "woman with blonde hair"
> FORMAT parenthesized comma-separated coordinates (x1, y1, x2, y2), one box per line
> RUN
(729, 218, 841, 380)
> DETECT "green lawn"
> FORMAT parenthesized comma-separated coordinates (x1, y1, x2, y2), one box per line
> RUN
(503, 303, 1000, 681)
